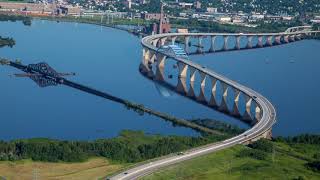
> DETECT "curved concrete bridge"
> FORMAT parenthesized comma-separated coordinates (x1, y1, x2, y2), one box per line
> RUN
(110, 27, 320, 180)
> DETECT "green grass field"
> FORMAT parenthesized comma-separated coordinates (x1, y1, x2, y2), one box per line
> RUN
(142, 142, 320, 180)
(0, 158, 128, 180)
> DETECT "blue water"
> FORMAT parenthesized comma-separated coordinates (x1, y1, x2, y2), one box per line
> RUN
(192, 39, 320, 136)
(0, 20, 243, 140)
(0, 20, 319, 140)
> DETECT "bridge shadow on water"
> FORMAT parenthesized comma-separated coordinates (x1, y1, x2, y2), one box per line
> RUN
(139, 69, 256, 128)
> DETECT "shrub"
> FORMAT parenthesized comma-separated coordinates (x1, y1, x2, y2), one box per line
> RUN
(236, 148, 268, 160)
(248, 139, 273, 153)
(306, 161, 320, 172)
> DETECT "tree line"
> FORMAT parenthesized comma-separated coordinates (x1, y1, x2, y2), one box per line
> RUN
(0, 14, 32, 26)
(0, 130, 226, 163)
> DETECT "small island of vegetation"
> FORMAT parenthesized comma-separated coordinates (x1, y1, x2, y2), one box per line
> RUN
(0, 36, 15, 48)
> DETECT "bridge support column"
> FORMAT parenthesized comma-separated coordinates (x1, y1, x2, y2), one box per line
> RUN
(257, 36, 264, 48)
(184, 36, 190, 54)
(266, 36, 273, 46)
(155, 54, 166, 81)
(176, 62, 188, 94)
(261, 129, 273, 140)
(208, 77, 217, 107)
(236, 36, 241, 50)
(243, 95, 253, 121)
(283, 35, 289, 43)
(232, 88, 241, 117)
(152, 39, 159, 47)
(246, 36, 253, 49)
(187, 67, 196, 98)
(275, 35, 281, 45)
(149, 52, 156, 64)
(219, 82, 229, 112)
(295, 34, 302, 41)
(289, 35, 296, 42)
(171, 36, 177, 45)
(146, 51, 156, 77)
(197, 72, 207, 102)
(209, 36, 216, 52)
(140, 48, 151, 73)
(255, 105, 262, 122)
(223, 35, 229, 51)
(160, 37, 167, 46)
(197, 36, 203, 54)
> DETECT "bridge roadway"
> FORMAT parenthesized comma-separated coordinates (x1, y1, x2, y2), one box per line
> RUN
(109, 27, 320, 179)
(109, 44, 276, 180)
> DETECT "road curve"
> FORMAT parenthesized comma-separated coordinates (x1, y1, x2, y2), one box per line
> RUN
(110, 28, 319, 180)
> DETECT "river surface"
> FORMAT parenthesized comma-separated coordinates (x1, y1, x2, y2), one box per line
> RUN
(0, 20, 319, 140)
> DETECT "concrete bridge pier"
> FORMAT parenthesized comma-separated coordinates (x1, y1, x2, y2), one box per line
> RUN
(262, 129, 273, 140)
(255, 105, 262, 122)
(140, 48, 151, 73)
(283, 35, 289, 43)
(219, 82, 229, 112)
(197, 36, 203, 54)
(176, 62, 188, 94)
(208, 77, 217, 107)
(295, 34, 302, 41)
(171, 36, 177, 45)
(246, 36, 253, 49)
(235, 36, 241, 50)
(266, 36, 273, 46)
(274, 35, 282, 45)
(257, 36, 264, 48)
(209, 36, 216, 52)
(197, 72, 207, 102)
(147, 51, 156, 77)
(243, 95, 253, 121)
(152, 39, 159, 47)
(155, 54, 166, 81)
(231, 88, 241, 117)
(160, 37, 168, 46)
(289, 35, 296, 42)
(187, 67, 196, 98)
(184, 36, 190, 54)
(223, 35, 229, 51)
